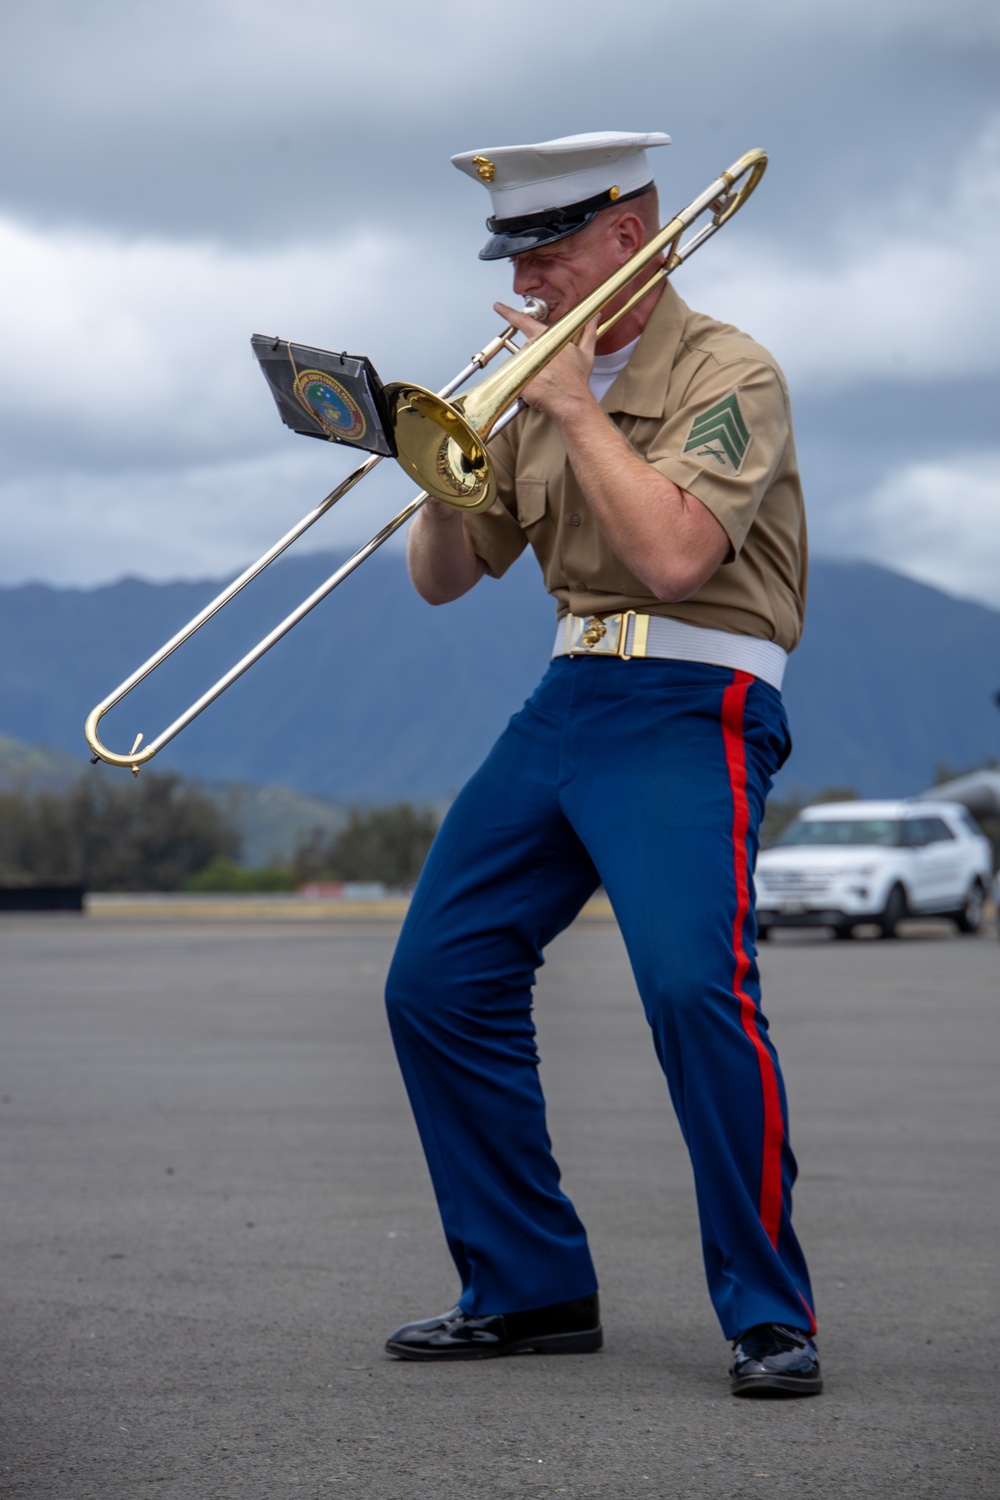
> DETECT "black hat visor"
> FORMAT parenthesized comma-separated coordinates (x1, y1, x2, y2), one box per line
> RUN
(478, 181, 653, 261)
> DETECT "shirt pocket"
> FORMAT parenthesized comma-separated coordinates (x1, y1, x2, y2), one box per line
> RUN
(514, 477, 547, 528)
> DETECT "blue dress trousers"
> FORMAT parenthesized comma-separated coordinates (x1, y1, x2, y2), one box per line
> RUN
(385, 654, 816, 1340)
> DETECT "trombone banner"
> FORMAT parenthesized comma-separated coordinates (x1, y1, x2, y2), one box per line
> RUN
(251, 335, 397, 457)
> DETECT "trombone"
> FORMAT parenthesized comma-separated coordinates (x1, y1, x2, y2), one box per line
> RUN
(85, 148, 767, 774)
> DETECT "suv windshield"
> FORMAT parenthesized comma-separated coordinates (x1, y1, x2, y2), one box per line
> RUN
(777, 818, 905, 848)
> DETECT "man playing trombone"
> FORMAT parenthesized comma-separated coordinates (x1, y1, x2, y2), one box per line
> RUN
(384, 131, 821, 1397)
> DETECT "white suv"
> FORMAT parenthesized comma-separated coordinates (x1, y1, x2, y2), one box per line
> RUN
(755, 800, 993, 940)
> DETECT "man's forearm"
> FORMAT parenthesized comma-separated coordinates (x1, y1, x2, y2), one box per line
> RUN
(551, 394, 731, 602)
(407, 502, 486, 605)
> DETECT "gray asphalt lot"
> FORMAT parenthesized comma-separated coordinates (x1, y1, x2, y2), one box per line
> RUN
(1, 912, 997, 1499)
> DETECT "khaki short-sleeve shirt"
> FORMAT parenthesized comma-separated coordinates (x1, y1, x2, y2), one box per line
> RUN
(463, 283, 808, 653)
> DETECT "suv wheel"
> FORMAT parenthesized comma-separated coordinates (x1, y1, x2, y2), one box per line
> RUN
(878, 884, 907, 940)
(953, 879, 985, 935)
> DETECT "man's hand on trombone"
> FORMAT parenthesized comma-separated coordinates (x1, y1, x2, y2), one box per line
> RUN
(494, 303, 601, 425)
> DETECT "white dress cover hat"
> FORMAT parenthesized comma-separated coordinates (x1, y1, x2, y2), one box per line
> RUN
(452, 130, 670, 260)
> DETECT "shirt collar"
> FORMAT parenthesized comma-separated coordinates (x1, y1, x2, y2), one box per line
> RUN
(600, 281, 688, 419)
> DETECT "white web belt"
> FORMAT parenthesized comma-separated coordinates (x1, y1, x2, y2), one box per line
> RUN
(552, 612, 787, 691)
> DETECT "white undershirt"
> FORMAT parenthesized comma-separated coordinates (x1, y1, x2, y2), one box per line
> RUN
(588, 336, 640, 403)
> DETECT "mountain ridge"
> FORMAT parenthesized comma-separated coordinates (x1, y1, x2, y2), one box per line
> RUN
(2, 553, 998, 801)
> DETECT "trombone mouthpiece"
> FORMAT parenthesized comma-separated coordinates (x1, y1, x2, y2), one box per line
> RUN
(523, 297, 548, 321)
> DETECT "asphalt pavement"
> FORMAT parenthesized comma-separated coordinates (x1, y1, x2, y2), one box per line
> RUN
(1, 911, 997, 1499)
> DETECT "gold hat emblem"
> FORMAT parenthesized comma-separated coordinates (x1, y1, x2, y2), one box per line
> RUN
(472, 155, 496, 183)
(609, 185, 620, 201)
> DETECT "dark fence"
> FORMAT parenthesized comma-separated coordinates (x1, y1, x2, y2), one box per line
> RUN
(0, 886, 85, 912)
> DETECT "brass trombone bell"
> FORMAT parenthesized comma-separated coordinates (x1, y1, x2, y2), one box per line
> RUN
(390, 385, 496, 510)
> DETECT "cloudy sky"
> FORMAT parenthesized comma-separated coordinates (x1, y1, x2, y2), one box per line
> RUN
(2, 0, 999, 608)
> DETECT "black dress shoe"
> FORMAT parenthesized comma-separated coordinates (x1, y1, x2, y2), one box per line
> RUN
(385, 1293, 602, 1360)
(730, 1322, 823, 1397)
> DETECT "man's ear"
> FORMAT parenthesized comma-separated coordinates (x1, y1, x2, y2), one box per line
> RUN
(614, 212, 646, 261)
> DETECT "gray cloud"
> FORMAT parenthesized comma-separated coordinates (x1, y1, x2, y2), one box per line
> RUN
(1, 0, 997, 605)
(2, 0, 996, 242)
(824, 454, 1000, 607)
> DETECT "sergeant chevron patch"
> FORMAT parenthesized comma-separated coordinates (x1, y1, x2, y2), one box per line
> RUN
(683, 392, 751, 476)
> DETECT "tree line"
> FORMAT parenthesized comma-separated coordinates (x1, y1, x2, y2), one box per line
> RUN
(0, 773, 440, 892)
(5, 767, 992, 893)
(0, 774, 239, 890)
(188, 802, 439, 892)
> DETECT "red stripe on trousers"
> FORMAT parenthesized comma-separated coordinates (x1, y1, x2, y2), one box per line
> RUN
(721, 671, 785, 1249)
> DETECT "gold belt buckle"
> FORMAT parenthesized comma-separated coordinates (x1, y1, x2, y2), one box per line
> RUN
(567, 612, 636, 657)
(566, 611, 647, 659)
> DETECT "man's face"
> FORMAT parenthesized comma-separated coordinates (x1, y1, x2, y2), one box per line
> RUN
(509, 212, 637, 326)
